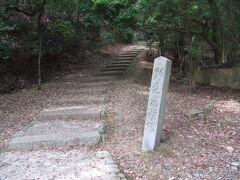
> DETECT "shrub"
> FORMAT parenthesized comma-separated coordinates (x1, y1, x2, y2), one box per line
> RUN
(113, 27, 134, 43)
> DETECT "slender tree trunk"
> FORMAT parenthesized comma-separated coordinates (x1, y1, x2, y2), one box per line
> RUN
(36, 0, 46, 90)
(208, 0, 224, 64)
(188, 36, 196, 86)
(176, 33, 185, 75)
(37, 39, 42, 90)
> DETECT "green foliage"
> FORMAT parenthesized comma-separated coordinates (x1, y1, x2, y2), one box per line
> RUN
(1, 0, 239, 90)
(94, 0, 137, 43)
(42, 32, 64, 55)
(0, 0, 104, 59)
(49, 21, 74, 36)
(0, 42, 12, 60)
(0, 0, 108, 91)
(113, 27, 134, 43)
(136, 0, 240, 66)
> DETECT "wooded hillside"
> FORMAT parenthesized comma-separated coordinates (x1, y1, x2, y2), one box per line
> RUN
(1, 0, 240, 92)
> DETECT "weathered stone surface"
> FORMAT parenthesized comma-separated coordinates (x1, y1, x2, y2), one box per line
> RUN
(193, 63, 240, 89)
(123, 53, 140, 56)
(83, 76, 116, 82)
(46, 81, 112, 88)
(101, 67, 128, 72)
(68, 88, 108, 94)
(119, 54, 136, 57)
(7, 120, 104, 150)
(126, 51, 142, 54)
(106, 64, 130, 68)
(142, 56, 172, 151)
(95, 71, 124, 77)
(185, 109, 207, 120)
(78, 81, 112, 87)
(129, 48, 144, 51)
(0, 150, 126, 179)
(111, 60, 132, 64)
(121, 51, 140, 54)
(55, 97, 105, 105)
(185, 109, 204, 117)
(36, 106, 106, 120)
(116, 57, 134, 61)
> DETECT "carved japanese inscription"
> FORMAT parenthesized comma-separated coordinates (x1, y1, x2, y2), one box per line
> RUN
(142, 56, 172, 151)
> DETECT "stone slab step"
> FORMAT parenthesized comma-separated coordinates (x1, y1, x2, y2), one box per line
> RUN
(55, 97, 105, 105)
(101, 67, 128, 72)
(112, 60, 132, 63)
(110, 61, 132, 66)
(82, 76, 116, 82)
(126, 49, 142, 51)
(68, 88, 108, 94)
(120, 53, 137, 56)
(128, 49, 143, 51)
(127, 51, 142, 54)
(36, 106, 106, 120)
(116, 57, 134, 61)
(129, 48, 144, 51)
(0, 150, 126, 180)
(119, 55, 136, 58)
(106, 64, 130, 68)
(123, 52, 139, 55)
(94, 71, 124, 77)
(77, 81, 112, 88)
(7, 120, 104, 150)
(47, 81, 112, 88)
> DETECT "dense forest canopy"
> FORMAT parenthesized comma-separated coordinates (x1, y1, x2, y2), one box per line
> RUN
(137, 0, 240, 65)
(0, 0, 240, 91)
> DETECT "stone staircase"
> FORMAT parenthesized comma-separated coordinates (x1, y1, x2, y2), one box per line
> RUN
(0, 48, 144, 179)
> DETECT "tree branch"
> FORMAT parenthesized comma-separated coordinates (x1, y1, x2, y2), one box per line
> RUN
(6, 7, 35, 17)
(166, 26, 202, 36)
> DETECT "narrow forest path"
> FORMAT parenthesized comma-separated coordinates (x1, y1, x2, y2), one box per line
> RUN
(0, 45, 145, 179)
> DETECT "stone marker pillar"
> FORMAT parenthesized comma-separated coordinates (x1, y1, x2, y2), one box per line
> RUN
(142, 56, 172, 151)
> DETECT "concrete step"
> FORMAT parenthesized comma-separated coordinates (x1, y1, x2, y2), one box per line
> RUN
(131, 49, 143, 51)
(55, 97, 105, 105)
(114, 59, 133, 62)
(94, 71, 124, 77)
(82, 76, 116, 82)
(120, 52, 138, 55)
(7, 120, 104, 150)
(112, 60, 132, 63)
(119, 54, 136, 57)
(76, 81, 112, 88)
(101, 67, 128, 72)
(116, 57, 134, 61)
(123, 53, 139, 56)
(106, 64, 130, 68)
(36, 106, 106, 120)
(46, 81, 112, 88)
(129, 48, 144, 51)
(127, 51, 143, 54)
(110, 61, 132, 65)
(68, 88, 108, 94)
(1, 150, 126, 179)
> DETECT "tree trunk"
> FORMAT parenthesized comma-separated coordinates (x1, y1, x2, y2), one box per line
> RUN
(188, 36, 196, 86)
(208, 0, 224, 64)
(36, 0, 46, 90)
(37, 39, 42, 90)
(176, 33, 185, 75)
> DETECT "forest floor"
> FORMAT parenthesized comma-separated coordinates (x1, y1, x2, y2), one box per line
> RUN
(0, 43, 239, 180)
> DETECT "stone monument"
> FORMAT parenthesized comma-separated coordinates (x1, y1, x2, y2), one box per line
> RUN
(142, 56, 172, 151)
